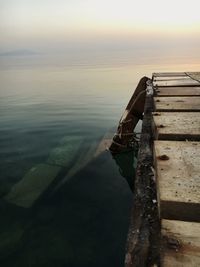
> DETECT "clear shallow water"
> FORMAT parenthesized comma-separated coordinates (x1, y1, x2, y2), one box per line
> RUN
(0, 56, 200, 266)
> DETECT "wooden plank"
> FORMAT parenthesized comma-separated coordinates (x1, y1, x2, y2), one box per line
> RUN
(152, 112, 200, 141)
(154, 96, 200, 111)
(153, 79, 199, 87)
(161, 219, 200, 267)
(154, 141, 200, 222)
(155, 87, 200, 97)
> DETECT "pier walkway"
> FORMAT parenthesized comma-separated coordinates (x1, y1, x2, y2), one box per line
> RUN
(125, 72, 200, 267)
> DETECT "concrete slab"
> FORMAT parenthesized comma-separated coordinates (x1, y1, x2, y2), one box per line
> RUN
(161, 219, 200, 267)
(5, 164, 61, 208)
(47, 136, 83, 167)
(154, 141, 200, 221)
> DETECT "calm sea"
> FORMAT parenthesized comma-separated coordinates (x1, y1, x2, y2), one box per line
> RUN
(0, 53, 200, 267)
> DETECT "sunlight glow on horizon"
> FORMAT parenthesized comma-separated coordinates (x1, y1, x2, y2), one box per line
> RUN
(1, 0, 200, 34)
(0, 0, 200, 51)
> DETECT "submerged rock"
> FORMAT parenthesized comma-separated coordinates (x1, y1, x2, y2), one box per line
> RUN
(4, 163, 61, 208)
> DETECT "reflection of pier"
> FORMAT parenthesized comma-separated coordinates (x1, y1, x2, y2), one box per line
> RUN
(111, 72, 200, 266)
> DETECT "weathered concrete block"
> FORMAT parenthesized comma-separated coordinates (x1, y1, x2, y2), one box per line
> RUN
(47, 136, 83, 167)
(161, 219, 200, 267)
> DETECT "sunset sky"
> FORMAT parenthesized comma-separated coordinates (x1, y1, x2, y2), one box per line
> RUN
(0, 0, 200, 54)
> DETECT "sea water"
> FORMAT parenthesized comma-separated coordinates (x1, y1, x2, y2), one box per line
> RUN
(0, 54, 200, 267)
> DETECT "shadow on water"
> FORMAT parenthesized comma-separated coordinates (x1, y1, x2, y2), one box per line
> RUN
(112, 149, 138, 191)
(0, 146, 137, 267)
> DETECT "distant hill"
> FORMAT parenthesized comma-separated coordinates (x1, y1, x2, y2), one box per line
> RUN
(0, 49, 39, 57)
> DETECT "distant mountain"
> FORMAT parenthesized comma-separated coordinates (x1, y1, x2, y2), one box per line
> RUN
(0, 49, 39, 57)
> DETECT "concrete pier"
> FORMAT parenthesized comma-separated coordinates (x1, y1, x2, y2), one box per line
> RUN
(125, 72, 200, 267)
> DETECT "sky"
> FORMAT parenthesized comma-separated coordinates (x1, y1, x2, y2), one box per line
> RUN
(0, 0, 200, 57)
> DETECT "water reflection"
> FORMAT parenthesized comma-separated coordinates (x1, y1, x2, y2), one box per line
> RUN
(112, 148, 138, 191)
(0, 61, 138, 266)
